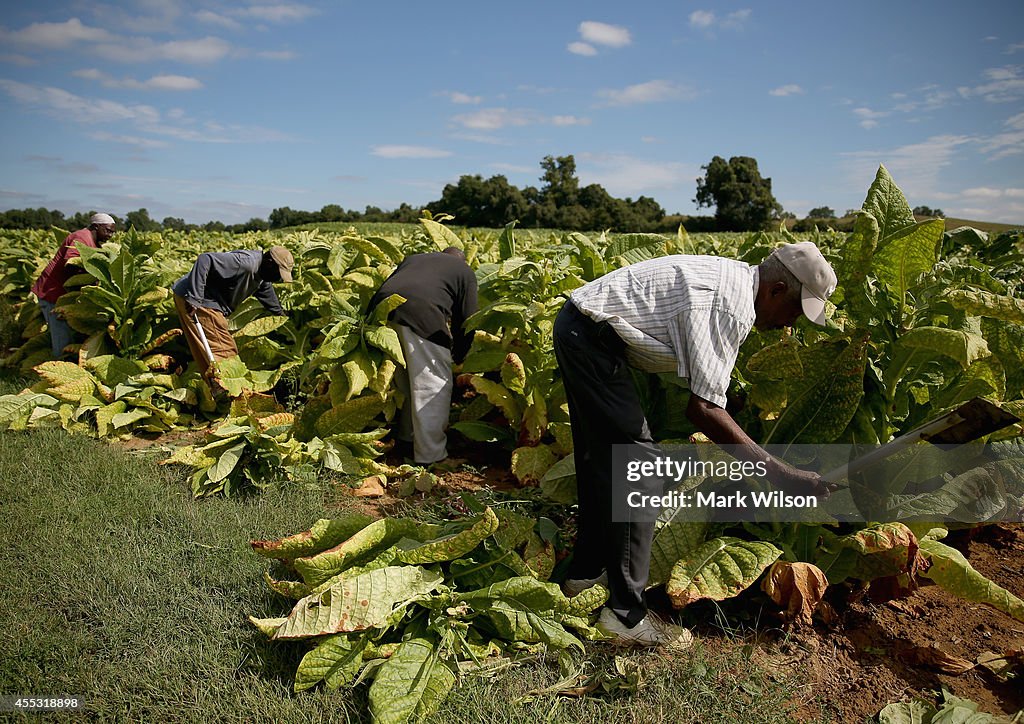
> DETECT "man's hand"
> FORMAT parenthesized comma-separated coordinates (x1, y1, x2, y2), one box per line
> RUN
(204, 361, 227, 396)
(772, 464, 836, 499)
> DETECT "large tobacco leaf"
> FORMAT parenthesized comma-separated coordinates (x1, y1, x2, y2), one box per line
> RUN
(920, 539, 1024, 623)
(251, 513, 376, 561)
(368, 637, 457, 724)
(665, 537, 782, 609)
(293, 518, 437, 586)
(397, 507, 499, 565)
(271, 565, 443, 639)
(294, 634, 368, 692)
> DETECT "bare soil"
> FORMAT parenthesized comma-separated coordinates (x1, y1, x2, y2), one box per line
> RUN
(774, 523, 1024, 721)
(113, 425, 208, 451)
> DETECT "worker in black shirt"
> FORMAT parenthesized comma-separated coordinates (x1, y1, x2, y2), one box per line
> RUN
(369, 247, 478, 464)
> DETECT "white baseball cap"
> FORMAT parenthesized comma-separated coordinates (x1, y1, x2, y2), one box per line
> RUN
(90, 212, 115, 226)
(773, 242, 837, 326)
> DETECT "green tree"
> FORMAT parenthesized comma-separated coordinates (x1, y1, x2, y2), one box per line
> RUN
(694, 156, 782, 231)
(238, 217, 270, 232)
(161, 216, 187, 231)
(807, 206, 836, 218)
(913, 205, 945, 218)
(427, 174, 528, 227)
(269, 206, 316, 228)
(390, 203, 420, 224)
(0, 207, 66, 229)
(124, 208, 160, 232)
(539, 155, 580, 208)
(320, 204, 345, 222)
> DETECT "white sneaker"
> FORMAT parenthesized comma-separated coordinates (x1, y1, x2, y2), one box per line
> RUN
(561, 571, 608, 596)
(596, 607, 694, 649)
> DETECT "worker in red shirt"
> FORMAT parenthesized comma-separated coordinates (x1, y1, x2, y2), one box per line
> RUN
(31, 212, 117, 359)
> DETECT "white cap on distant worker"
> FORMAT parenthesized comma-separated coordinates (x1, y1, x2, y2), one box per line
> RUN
(773, 242, 837, 326)
(90, 213, 115, 226)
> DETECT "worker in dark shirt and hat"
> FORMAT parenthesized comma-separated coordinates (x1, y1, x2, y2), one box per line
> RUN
(369, 247, 478, 465)
(172, 246, 294, 380)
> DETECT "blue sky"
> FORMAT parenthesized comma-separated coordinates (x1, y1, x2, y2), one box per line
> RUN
(1, 1, 1023, 226)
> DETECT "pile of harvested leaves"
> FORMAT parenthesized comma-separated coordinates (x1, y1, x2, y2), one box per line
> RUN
(248, 501, 609, 723)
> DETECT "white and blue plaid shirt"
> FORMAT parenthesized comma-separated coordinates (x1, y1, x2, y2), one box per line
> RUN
(570, 255, 757, 408)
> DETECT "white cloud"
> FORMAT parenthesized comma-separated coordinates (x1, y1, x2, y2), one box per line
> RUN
(722, 9, 752, 29)
(0, 79, 161, 124)
(453, 108, 530, 130)
(961, 187, 1004, 199)
(195, 10, 242, 31)
(957, 65, 1024, 102)
(448, 132, 511, 146)
(90, 131, 169, 149)
(853, 107, 888, 129)
(371, 145, 452, 159)
(440, 90, 482, 104)
(987, 67, 1019, 81)
(977, 112, 1024, 159)
(156, 36, 233, 64)
(689, 11, 715, 29)
(841, 134, 972, 201)
(577, 152, 694, 198)
(253, 49, 295, 60)
(91, 36, 233, 64)
(2, 18, 114, 48)
(73, 69, 203, 91)
(596, 79, 695, 106)
(578, 21, 631, 48)
(516, 84, 560, 95)
(451, 107, 588, 130)
(0, 16, 268, 66)
(689, 9, 750, 32)
(946, 187, 1024, 223)
(72, 68, 105, 82)
(195, 4, 315, 30)
(568, 41, 597, 56)
(96, 0, 185, 34)
(1006, 111, 1024, 130)
(551, 115, 590, 126)
(242, 4, 317, 23)
(0, 79, 293, 145)
(0, 53, 36, 66)
(770, 84, 804, 97)
(142, 74, 204, 91)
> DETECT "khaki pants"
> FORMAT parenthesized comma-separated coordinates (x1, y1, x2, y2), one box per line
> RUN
(173, 294, 238, 377)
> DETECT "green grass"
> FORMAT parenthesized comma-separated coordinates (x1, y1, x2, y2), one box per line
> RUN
(0, 429, 831, 723)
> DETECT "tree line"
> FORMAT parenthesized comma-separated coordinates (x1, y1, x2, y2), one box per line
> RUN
(0, 155, 949, 234)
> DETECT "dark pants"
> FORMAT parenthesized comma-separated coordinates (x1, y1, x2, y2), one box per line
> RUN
(553, 300, 660, 627)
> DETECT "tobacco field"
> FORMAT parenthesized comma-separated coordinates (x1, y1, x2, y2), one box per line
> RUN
(1, 166, 1023, 722)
